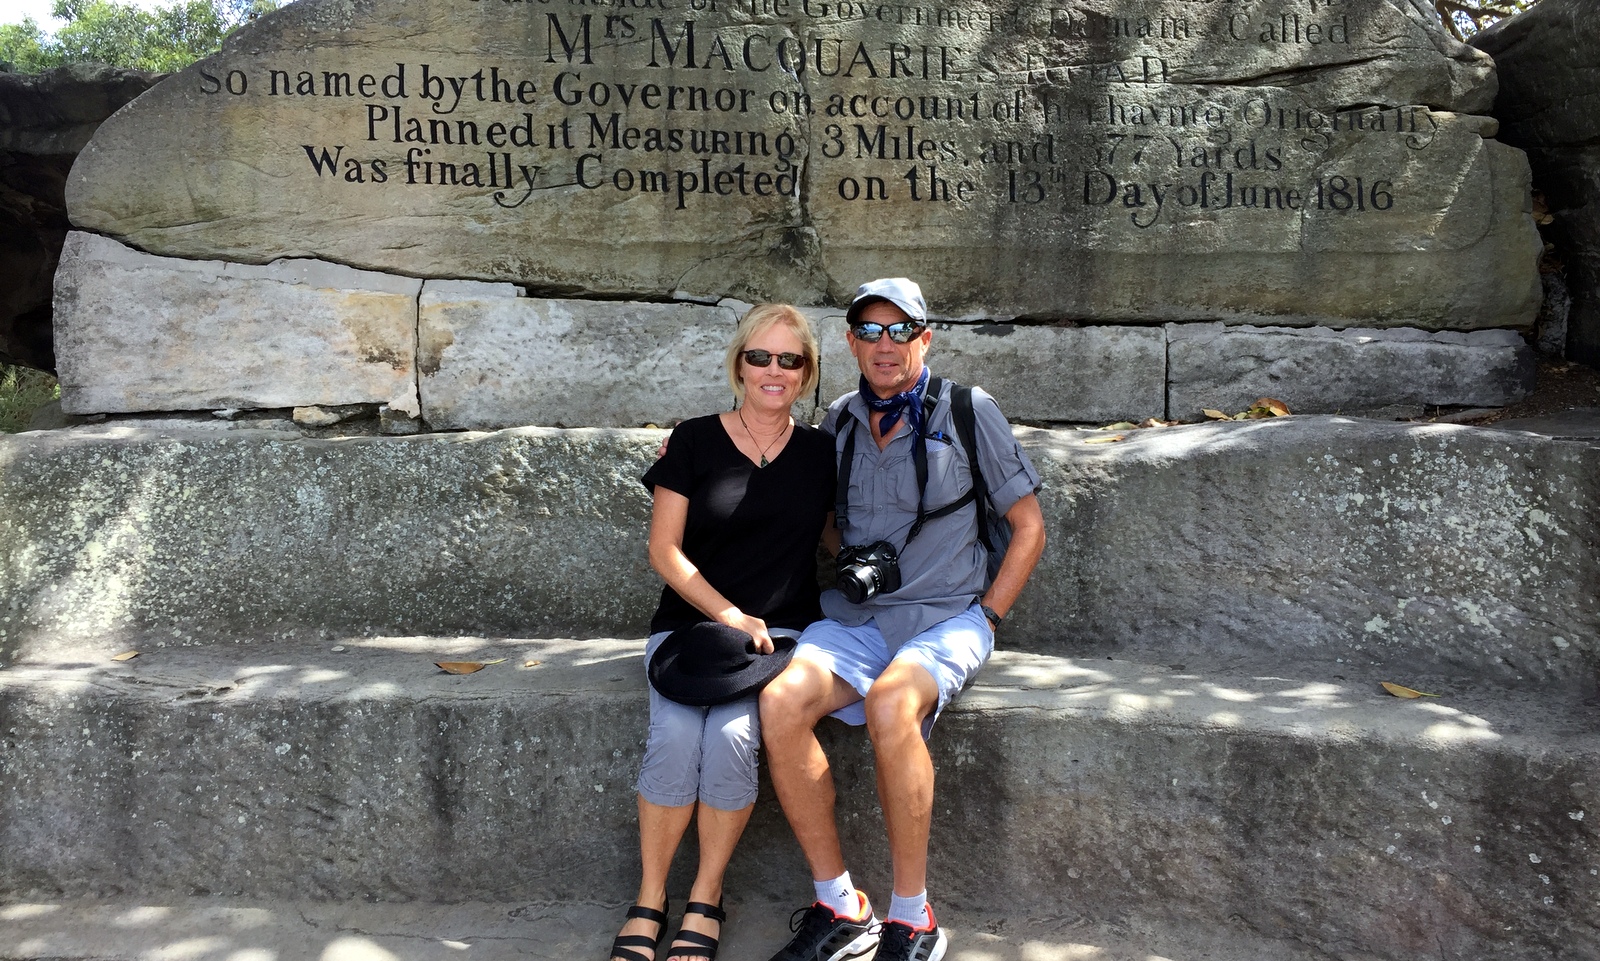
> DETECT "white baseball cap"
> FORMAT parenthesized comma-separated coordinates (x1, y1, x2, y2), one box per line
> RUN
(845, 277, 927, 325)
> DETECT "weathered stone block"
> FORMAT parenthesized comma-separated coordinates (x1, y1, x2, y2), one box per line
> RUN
(1012, 417, 1599, 689)
(817, 318, 1167, 423)
(418, 281, 743, 429)
(0, 426, 662, 665)
(62, 0, 1537, 329)
(1166, 323, 1535, 417)
(53, 232, 421, 415)
(1, 419, 1594, 687)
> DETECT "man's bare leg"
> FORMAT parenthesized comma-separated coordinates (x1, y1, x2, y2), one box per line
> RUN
(759, 657, 863, 883)
(862, 659, 940, 898)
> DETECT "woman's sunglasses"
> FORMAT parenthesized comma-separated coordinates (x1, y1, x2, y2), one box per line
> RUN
(850, 322, 926, 344)
(742, 349, 807, 370)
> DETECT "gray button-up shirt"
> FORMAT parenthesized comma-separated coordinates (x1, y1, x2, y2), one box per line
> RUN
(820, 377, 1041, 648)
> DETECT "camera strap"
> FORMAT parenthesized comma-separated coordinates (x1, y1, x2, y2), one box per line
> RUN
(834, 376, 976, 547)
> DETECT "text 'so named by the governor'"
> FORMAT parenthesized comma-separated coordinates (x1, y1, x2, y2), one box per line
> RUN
(189, 0, 1430, 228)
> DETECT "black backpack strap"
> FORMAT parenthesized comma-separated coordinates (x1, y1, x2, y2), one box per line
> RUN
(905, 377, 944, 543)
(828, 399, 856, 530)
(826, 402, 850, 437)
(951, 384, 994, 553)
(834, 416, 856, 531)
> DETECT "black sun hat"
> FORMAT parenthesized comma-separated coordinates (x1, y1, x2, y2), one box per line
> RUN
(647, 622, 797, 706)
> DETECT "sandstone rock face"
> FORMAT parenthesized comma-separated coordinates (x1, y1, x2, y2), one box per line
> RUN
(419, 281, 742, 429)
(53, 232, 421, 415)
(52, 232, 1537, 423)
(0, 64, 161, 369)
(1, 420, 1594, 688)
(816, 317, 1168, 423)
(1474, 0, 1600, 366)
(65, 0, 1538, 329)
(1167, 322, 1535, 418)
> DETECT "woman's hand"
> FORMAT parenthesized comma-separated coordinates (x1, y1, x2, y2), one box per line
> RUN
(722, 610, 774, 653)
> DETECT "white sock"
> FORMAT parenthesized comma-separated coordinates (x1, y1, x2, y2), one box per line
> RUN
(813, 872, 857, 917)
(887, 891, 929, 927)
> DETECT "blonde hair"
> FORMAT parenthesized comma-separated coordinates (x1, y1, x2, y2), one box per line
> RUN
(725, 304, 820, 403)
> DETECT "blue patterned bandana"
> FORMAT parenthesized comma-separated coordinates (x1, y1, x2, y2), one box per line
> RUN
(861, 366, 930, 439)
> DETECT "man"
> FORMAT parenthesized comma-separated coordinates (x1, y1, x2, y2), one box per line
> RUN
(760, 278, 1047, 961)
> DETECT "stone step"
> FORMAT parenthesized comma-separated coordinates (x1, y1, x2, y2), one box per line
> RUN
(0, 894, 1365, 961)
(2, 637, 1595, 960)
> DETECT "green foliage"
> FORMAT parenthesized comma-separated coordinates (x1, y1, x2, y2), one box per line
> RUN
(0, 366, 60, 434)
(0, 0, 277, 74)
(0, 18, 54, 72)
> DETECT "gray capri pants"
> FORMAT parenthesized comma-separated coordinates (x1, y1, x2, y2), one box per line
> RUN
(637, 628, 797, 811)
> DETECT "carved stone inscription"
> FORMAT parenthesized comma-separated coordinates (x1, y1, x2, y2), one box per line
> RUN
(67, 0, 1537, 327)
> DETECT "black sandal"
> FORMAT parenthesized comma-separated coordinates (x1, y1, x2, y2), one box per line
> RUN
(609, 900, 670, 961)
(666, 901, 726, 961)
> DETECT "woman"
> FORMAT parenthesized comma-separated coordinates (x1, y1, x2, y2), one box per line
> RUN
(610, 304, 836, 961)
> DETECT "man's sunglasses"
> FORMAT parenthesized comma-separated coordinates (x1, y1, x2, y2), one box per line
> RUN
(850, 322, 926, 344)
(742, 349, 808, 370)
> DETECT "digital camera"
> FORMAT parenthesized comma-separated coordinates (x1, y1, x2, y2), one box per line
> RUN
(836, 540, 902, 604)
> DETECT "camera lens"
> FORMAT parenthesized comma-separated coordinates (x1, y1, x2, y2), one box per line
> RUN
(838, 562, 879, 604)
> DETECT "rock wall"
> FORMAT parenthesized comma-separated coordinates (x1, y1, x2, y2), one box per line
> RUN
(48, 0, 1544, 424)
(3, 419, 1595, 689)
(1473, 0, 1600, 368)
(55, 230, 1535, 422)
(0, 63, 161, 370)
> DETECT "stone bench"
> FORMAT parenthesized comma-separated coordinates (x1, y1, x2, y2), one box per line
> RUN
(0, 637, 1595, 960)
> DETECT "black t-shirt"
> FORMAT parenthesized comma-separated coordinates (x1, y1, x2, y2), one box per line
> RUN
(642, 414, 836, 635)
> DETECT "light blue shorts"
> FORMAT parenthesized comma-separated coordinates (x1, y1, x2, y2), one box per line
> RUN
(636, 628, 800, 811)
(793, 603, 994, 739)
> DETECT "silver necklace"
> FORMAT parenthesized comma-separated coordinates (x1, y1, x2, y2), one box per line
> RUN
(738, 408, 789, 468)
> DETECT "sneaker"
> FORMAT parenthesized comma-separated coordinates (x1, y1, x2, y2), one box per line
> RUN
(873, 905, 948, 961)
(765, 890, 877, 961)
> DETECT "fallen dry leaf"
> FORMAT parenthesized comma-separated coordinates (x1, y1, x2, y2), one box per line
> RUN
(436, 661, 487, 675)
(1201, 409, 1230, 421)
(1084, 434, 1125, 444)
(1253, 397, 1291, 416)
(1101, 421, 1138, 430)
(1381, 681, 1440, 699)
(1533, 192, 1554, 226)
(523, 659, 542, 668)
(111, 650, 140, 661)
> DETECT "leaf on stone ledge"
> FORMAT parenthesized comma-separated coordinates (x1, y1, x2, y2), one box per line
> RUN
(1102, 421, 1138, 430)
(1084, 434, 1125, 444)
(111, 650, 140, 661)
(436, 661, 487, 675)
(1532, 192, 1554, 225)
(1381, 681, 1440, 699)
(1253, 397, 1291, 416)
(1202, 409, 1230, 421)
(523, 659, 542, 668)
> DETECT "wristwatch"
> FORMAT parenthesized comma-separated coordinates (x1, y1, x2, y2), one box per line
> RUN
(981, 605, 1002, 629)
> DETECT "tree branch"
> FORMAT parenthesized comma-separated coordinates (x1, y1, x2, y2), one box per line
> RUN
(1434, 0, 1532, 41)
